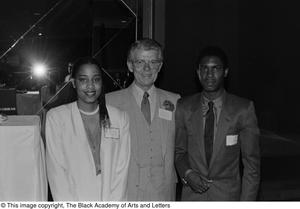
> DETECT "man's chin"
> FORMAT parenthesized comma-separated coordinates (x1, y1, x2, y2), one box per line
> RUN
(203, 85, 218, 92)
(137, 80, 155, 89)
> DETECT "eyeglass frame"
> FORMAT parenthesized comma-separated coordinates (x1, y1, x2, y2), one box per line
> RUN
(130, 59, 163, 70)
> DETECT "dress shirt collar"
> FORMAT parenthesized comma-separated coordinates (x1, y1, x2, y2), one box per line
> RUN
(132, 83, 156, 106)
(132, 83, 157, 121)
(132, 83, 156, 103)
(202, 90, 225, 116)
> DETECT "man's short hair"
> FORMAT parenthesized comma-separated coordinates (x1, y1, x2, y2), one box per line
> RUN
(196, 46, 228, 69)
(127, 38, 163, 61)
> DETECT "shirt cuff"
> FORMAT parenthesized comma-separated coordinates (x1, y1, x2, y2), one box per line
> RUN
(184, 169, 194, 178)
(182, 169, 194, 185)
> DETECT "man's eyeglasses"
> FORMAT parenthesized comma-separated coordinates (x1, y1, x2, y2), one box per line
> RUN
(132, 59, 162, 69)
(199, 65, 223, 73)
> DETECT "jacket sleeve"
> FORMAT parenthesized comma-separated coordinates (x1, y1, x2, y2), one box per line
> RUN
(163, 93, 181, 201)
(240, 101, 261, 200)
(110, 111, 131, 201)
(174, 99, 192, 179)
(46, 110, 76, 201)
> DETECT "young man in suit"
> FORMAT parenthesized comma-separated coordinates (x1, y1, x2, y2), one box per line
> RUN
(106, 38, 180, 201)
(175, 46, 260, 201)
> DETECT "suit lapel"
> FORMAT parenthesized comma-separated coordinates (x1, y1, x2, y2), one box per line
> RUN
(190, 94, 207, 168)
(210, 93, 232, 168)
(71, 102, 89, 147)
(70, 102, 95, 173)
(156, 89, 168, 159)
(125, 85, 142, 163)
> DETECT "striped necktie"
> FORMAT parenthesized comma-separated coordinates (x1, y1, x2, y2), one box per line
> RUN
(141, 92, 151, 124)
(204, 101, 214, 166)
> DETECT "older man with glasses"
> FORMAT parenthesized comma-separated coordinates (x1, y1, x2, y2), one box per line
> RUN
(106, 38, 180, 201)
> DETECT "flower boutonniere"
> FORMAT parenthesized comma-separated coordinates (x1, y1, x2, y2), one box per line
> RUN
(162, 100, 175, 112)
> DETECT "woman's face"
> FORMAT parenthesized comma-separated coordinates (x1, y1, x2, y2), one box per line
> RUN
(73, 63, 102, 107)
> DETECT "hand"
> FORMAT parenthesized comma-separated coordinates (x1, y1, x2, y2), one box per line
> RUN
(185, 171, 212, 194)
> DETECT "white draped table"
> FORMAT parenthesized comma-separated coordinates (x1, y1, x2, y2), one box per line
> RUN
(0, 115, 47, 201)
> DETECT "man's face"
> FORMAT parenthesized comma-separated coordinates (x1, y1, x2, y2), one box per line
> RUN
(127, 48, 163, 91)
(197, 56, 228, 93)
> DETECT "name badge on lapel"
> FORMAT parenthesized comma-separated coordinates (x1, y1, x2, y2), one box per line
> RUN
(226, 135, 238, 146)
(159, 108, 172, 121)
(104, 127, 120, 139)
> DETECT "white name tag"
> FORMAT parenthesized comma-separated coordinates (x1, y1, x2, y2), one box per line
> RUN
(226, 135, 238, 146)
(158, 108, 172, 121)
(104, 127, 120, 139)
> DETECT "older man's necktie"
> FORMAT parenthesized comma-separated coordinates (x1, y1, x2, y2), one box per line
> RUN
(141, 92, 151, 124)
(204, 101, 214, 166)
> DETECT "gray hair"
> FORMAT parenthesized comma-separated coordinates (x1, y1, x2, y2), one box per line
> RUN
(127, 38, 163, 61)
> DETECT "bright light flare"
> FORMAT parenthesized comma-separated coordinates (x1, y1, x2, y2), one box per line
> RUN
(32, 63, 47, 77)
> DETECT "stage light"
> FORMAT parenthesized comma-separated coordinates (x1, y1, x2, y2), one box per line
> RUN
(32, 63, 47, 77)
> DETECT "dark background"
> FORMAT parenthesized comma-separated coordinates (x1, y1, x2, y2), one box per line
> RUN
(163, 0, 300, 136)
(1, 0, 299, 135)
(1, 0, 300, 200)
(162, 0, 300, 200)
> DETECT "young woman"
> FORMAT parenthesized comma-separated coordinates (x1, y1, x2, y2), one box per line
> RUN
(46, 57, 130, 201)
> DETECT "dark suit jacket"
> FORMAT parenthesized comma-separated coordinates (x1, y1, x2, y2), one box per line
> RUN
(175, 92, 260, 201)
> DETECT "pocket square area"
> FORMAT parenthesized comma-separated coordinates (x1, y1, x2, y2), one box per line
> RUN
(226, 135, 238, 146)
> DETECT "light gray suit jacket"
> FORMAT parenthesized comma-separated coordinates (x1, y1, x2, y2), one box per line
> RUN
(175, 92, 260, 201)
(106, 84, 180, 201)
